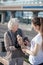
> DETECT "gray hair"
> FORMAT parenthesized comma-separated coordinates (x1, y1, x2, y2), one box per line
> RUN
(8, 18, 19, 30)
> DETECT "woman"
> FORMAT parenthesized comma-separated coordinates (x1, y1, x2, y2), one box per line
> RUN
(17, 17, 43, 65)
(4, 18, 25, 65)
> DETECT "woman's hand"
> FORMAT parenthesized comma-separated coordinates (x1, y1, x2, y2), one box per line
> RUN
(9, 46, 17, 51)
(17, 35, 27, 49)
(17, 35, 23, 46)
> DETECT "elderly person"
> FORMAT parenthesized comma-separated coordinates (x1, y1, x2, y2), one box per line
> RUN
(4, 18, 26, 65)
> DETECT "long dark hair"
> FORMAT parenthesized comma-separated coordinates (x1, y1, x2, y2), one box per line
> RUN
(32, 17, 43, 50)
(40, 18, 43, 50)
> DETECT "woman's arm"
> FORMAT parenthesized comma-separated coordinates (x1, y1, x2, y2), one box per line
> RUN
(22, 43, 40, 56)
(4, 32, 16, 51)
(17, 35, 40, 56)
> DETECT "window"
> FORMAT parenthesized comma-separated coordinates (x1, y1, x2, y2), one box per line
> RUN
(15, 11, 33, 24)
(38, 12, 43, 17)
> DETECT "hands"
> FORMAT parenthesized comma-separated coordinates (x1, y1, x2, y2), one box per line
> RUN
(23, 37, 30, 47)
(17, 35, 27, 49)
(9, 46, 17, 51)
(17, 34, 23, 46)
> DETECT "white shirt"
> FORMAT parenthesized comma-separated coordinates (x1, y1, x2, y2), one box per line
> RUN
(29, 33, 43, 65)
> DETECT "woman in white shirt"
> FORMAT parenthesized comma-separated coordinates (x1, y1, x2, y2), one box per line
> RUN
(17, 17, 43, 65)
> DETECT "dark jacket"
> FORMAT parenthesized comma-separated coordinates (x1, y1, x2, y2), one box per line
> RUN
(4, 28, 25, 59)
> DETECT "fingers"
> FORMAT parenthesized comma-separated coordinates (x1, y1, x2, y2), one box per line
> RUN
(17, 35, 23, 46)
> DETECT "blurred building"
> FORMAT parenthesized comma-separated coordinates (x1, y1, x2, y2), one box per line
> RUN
(0, 0, 43, 23)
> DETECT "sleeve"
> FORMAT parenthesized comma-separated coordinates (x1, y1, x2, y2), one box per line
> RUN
(35, 37, 41, 45)
(4, 32, 16, 51)
(30, 36, 40, 51)
(30, 40, 35, 50)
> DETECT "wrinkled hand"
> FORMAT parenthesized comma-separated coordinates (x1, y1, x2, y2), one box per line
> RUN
(17, 35, 23, 46)
(9, 46, 17, 51)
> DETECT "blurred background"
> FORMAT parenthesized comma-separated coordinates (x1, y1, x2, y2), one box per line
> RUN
(0, 1, 43, 65)
(0, 0, 43, 51)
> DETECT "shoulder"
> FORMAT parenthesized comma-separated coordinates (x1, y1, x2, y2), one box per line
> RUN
(4, 32, 7, 36)
(32, 33, 42, 44)
(4, 31, 9, 38)
(32, 33, 40, 41)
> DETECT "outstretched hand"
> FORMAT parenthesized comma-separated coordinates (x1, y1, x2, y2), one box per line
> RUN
(17, 35, 27, 49)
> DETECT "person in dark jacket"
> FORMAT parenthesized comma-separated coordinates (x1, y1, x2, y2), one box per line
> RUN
(4, 18, 29, 65)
